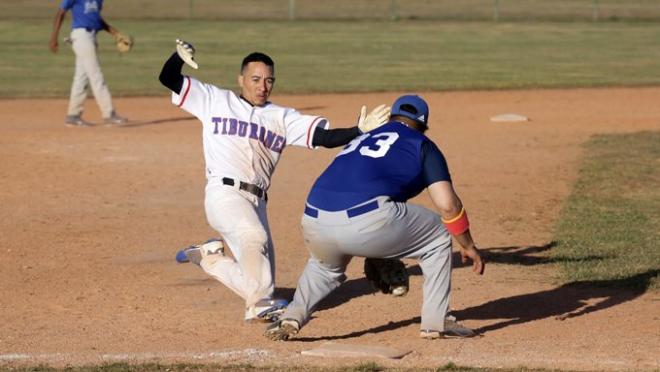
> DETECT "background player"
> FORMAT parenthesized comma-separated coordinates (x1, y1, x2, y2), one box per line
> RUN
(49, 0, 128, 127)
(265, 94, 485, 340)
(159, 39, 390, 322)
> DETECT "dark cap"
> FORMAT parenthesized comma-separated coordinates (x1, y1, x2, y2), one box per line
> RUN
(391, 95, 429, 126)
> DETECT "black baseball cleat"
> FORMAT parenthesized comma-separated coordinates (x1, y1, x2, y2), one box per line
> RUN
(103, 112, 128, 125)
(64, 115, 93, 127)
(264, 318, 300, 341)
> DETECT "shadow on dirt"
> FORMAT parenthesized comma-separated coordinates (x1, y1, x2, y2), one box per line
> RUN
(453, 269, 658, 334)
(118, 116, 196, 128)
(477, 241, 560, 266)
(291, 242, 570, 305)
(288, 269, 658, 342)
(455, 241, 610, 268)
(292, 315, 422, 342)
(279, 241, 577, 302)
(396, 241, 587, 278)
(272, 239, 656, 341)
(276, 242, 572, 332)
(274, 275, 377, 312)
(296, 106, 327, 111)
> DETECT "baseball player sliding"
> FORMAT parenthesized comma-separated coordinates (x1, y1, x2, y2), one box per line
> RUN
(158, 39, 391, 322)
(265, 95, 485, 341)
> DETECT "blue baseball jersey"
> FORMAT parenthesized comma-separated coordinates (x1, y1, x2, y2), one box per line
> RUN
(307, 121, 451, 211)
(60, 0, 104, 31)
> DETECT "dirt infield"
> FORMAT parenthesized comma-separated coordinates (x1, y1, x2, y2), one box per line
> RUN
(1, 88, 658, 370)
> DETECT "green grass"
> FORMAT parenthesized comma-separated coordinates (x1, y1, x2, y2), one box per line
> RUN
(5, 0, 660, 21)
(553, 131, 660, 289)
(4, 20, 660, 98)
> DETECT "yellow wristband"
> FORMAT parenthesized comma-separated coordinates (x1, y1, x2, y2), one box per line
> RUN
(442, 207, 465, 224)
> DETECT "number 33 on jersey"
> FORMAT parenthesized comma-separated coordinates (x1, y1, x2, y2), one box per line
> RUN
(307, 121, 452, 211)
(337, 131, 400, 158)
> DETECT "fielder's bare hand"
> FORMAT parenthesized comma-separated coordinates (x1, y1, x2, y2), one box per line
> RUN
(49, 36, 59, 53)
(461, 245, 485, 275)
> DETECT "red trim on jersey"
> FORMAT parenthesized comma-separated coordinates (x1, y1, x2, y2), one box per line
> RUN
(177, 76, 191, 107)
(306, 117, 322, 148)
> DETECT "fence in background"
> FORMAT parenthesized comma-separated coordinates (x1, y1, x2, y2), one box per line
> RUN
(7, 0, 660, 21)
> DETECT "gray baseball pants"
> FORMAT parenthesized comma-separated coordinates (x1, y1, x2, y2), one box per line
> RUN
(282, 196, 453, 332)
(67, 28, 115, 118)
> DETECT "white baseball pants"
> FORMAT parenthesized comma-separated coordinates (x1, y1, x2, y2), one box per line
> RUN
(67, 28, 114, 118)
(200, 177, 275, 310)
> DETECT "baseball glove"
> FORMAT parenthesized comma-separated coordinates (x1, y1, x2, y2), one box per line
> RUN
(364, 258, 409, 297)
(115, 32, 133, 53)
(176, 38, 198, 69)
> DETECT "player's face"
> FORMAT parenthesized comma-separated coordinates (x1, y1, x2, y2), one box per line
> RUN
(238, 62, 275, 107)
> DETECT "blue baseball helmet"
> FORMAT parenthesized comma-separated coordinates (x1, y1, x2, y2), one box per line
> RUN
(391, 95, 429, 127)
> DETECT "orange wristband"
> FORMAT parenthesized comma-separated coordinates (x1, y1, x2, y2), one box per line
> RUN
(442, 207, 470, 235)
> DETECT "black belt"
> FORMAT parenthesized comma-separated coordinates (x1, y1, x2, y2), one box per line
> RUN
(304, 200, 379, 219)
(222, 177, 266, 200)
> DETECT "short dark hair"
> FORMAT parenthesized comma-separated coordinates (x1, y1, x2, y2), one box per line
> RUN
(241, 52, 275, 73)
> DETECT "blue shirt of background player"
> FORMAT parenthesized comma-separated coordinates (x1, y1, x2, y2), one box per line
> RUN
(307, 120, 452, 211)
(60, 0, 104, 31)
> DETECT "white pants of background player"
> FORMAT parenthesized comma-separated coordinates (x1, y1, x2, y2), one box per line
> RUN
(200, 176, 276, 320)
(67, 28, 115, 118)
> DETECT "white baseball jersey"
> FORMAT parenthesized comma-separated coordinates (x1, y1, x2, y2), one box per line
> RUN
(172, 76, 329, 191)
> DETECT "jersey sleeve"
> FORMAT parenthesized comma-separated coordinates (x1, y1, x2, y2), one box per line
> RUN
(171, 76, 212, 120)
(282, 108, 330, 149)
(60, 0, 74, 10)
(421, 140, 452, 186)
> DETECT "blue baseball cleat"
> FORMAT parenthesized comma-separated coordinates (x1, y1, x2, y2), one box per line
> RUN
(175, 249, 190, 263)
(175, 238, 224, 265)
